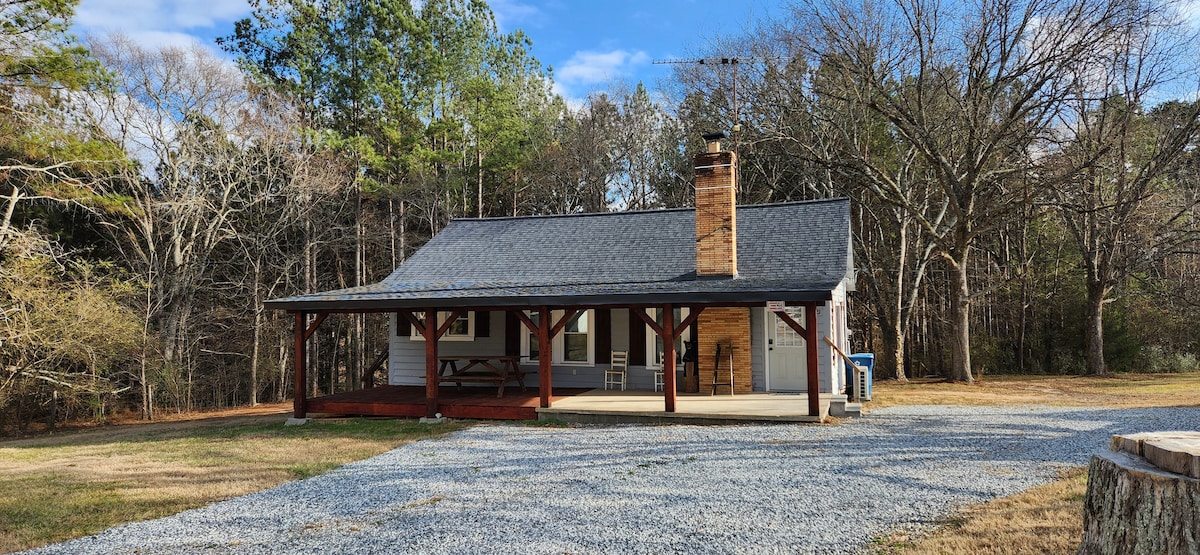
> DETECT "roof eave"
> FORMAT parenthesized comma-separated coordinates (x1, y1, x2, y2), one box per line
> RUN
(263, 289, 836, 313)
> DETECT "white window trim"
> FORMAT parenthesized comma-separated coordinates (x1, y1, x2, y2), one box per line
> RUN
(520, 309, 595, 366)
(645, 307, 691, 369)
(408, 311, 475, 342)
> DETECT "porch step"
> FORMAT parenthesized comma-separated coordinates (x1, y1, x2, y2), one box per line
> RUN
(828, 395, 863, 418)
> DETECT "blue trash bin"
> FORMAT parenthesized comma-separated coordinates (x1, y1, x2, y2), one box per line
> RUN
(847, 353, 874, 401)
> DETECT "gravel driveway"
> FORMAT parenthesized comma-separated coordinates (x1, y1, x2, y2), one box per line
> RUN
(29, 405, 1200, 554)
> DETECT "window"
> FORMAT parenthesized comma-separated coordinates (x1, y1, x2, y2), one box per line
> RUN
(562, 311, 589, 363)
(409, 311, 474, 341)
(525, 312, 541, 361)
(773, 307, 806, 347)
(521, 310, 594, 365)
(646, 307, 691, 368)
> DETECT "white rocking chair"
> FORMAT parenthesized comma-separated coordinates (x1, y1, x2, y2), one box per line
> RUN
(652, 352, 666, 392)
(604, 351, 628, 390)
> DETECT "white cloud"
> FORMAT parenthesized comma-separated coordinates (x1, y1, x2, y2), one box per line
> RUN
(74, 0, 250, 57)
(76, 0, 250, 32)
(488, 0, 544, 31)
(169, 0, 251, 29)
(121, 30, 212, 52)
(556, 49, 650, 85)
(550, 81, 584, 111)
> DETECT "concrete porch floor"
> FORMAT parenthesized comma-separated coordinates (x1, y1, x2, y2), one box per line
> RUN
(537, 389, 827, 424)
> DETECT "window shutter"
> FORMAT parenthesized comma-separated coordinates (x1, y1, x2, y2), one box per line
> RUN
(629, 309, 646, 366)
(595, 309, 611, 364)
(398, 313, 416, 337)
(504, 311, 520, 356)
(475, 311, 490, 337)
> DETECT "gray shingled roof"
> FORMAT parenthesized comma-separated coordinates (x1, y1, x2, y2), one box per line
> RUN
(265, 198, 854, 311)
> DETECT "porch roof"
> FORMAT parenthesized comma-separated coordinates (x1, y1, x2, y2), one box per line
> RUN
(266, 198, 853, 311)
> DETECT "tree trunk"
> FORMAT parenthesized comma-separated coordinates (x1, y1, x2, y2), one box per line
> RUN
(277, 333, 288, 403)
(0, 185, 21, 251)
(140, 283, 153, 420)
(388, 198, 397, 269)
(354, 176, 364, 392)
(477, 145, 484, 218)
(949, 255, 974, 383)
(1079, 450, 1200, 554)
(48, 390, 57, 430)
(1085, 280, 1108, 376)
(250, 306, 262, 406)
(877, 315, 897, 380)
(882, 315, 907, 382)
(891, 223, 910, 383)
(1018, 276, 1029, 373)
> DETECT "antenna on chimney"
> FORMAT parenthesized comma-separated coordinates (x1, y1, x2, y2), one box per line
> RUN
(654, 56, 783, 154)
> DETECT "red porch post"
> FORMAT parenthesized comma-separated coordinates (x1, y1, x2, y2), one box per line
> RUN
(662, 304, 677, 413)
(292, 311, 307, 419)
(538, 306, 553, 408)
(806, 302, 821, 417)
(424, 309, 439, 417)
(634, 306, 697, 414)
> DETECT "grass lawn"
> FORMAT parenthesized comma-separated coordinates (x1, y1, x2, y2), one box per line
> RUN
(867, 372, 1200, 554)
(0, 406, 469, 553)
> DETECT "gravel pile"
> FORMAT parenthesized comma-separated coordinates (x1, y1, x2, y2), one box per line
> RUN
(28, 405, 1200, 554)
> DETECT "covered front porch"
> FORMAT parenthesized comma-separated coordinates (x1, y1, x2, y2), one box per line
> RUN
(289, 302, 826, 422)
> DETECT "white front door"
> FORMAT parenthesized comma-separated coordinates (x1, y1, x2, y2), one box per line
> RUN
(768, 307, 808, 391)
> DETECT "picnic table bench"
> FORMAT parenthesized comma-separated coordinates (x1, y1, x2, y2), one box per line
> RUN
(437, 355, 530, 397)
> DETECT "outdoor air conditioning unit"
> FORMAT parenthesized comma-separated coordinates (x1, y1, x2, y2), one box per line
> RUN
(857, 366, 872, 402)
(847, 353, 874, 402)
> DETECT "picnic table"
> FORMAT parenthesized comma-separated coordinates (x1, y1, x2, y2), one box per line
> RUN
(437, 355, 529, 397)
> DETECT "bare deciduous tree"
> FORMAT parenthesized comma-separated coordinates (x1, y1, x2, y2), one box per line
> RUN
(1047, 0, 1200, 375)
(792, 0, 1161, 381)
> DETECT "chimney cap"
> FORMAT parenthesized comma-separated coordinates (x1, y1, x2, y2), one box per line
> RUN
(701, 131, 728, 142)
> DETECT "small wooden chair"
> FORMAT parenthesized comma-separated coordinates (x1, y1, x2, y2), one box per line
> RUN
(604, 351, 628, 391)
(651, 353, 665, 392)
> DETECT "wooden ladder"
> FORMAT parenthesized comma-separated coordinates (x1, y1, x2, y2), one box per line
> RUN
(711, 341, 734, 395)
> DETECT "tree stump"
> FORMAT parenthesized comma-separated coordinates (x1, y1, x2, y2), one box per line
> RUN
(1078, 432, 1200, 555)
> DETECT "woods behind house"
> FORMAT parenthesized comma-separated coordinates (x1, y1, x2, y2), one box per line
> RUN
(2, 0, 1199, 433)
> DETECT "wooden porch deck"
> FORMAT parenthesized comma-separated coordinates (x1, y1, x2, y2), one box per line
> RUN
(305, 386, 825, 423)
(306, 386, 589, 420)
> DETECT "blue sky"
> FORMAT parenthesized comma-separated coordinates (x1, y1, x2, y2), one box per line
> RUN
(71, 0, 785, 102)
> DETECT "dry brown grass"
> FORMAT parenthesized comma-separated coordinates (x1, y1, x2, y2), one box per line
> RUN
(869, 372, 1200, 410)
(0, 409, 469, 553)
(870, 468, 1089, 555)
(867, 372, 1200, 555)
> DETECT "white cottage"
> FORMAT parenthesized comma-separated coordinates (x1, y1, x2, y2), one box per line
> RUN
(268, 139, 856, 420)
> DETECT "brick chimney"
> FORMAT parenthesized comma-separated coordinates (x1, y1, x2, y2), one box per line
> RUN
(694, 140, 737, 277)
